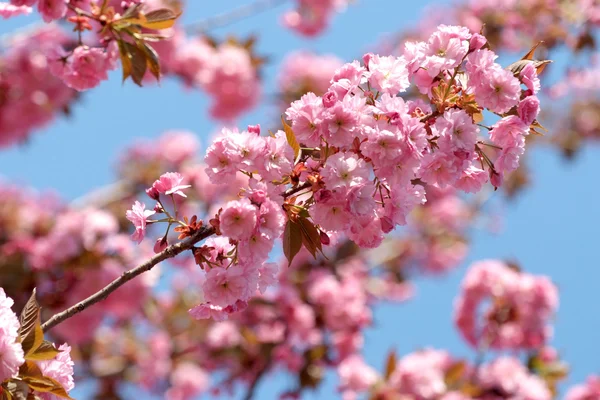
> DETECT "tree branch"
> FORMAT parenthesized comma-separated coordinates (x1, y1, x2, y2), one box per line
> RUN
(184, 0, 289, 34)
(281, 181, 311, 198)
(41, 226, 215, 332)
(243, 357, 273, 400)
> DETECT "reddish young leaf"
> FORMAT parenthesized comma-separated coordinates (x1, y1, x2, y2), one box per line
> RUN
(283, 220, 302, 267)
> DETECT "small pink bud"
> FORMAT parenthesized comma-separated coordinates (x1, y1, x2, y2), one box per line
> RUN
(319, 230, 330, 245)
(153, 203, 163, 213)
(539, 347, 558, 363)
(490, 170, 503, 189)
(380, 216, 394, 233)
(362, 52, 374, 69)
(469, 33, 487, 51)
(247, 124, 261, 135)
(146, 186, 160, 200)
(153, 237, 168, 253)
(322, 90, 338, 108)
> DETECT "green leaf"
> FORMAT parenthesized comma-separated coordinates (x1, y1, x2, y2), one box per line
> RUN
(26, 341, 61, 361)
(281, 116, 300, 159)
(18, 290, 43, 358)
(283, 220, 302, 267)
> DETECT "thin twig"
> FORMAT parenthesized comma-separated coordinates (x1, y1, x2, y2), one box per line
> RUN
(243, 357, 273, 400)
(41, 226, 215, 332)
(281, 181, 311, 198)
(184, 0, 290, 34)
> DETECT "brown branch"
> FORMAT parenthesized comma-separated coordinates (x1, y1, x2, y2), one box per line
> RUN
(41, 226, 215, 332)
(281, 181, 311, 198)
(243, 357, 273, 400)
(184, 0, 290, 34)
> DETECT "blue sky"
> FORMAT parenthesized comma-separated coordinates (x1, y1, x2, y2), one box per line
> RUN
(1, 1, 599, 398)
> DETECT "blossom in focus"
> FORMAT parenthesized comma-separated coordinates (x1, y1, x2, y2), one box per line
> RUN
(0, 288, 24, 382)
(126, 201, 156, 243)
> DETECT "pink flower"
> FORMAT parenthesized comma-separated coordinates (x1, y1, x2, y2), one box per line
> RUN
(126, 200, 156, 243)
(471, 65, 521, 114)
(338, 354, 378, 397)
(518, 95, 540, 126)
(37, 0, 67, 22)
(454, 260, 559, 350)
(455, 165, 488, 193)
(36, 344, 75, 400)
(202, 266, 257, 307)
(258, 262, 279, 293)
(219, 198, 258, 241)
(321, 153, 369, 189)
(389, 348, 454, 399)
(477, 357, 551, 400)
(165, 363, 209, 400)
(0, 3, 31, 18)
(188, 303, 230, 322)
(520, 63, 541, 94)
(60, 44, 118, 91)
(566, 376, 600, 400)
(152, 172, 192, 198)
(366, 54, 410, 94)
(0, 289, 24, 382)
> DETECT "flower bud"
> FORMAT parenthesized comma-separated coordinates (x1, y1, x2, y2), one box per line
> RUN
(146, 186, 160, 200)
(247, 124, 261, 135)
(469, 33, 487, 51)
(153, 237, 168, 254)
(362, 52, 374, 69)
(322, 90, 338, 108)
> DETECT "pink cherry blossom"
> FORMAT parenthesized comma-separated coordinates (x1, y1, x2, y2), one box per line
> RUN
(126, 201, 156, 243)
(337, 354, 378, 399)
(0, 2, 31, 18)
(219, 198, 258, 241)
(37, 0, 66, 22)
(151, 172, 192, 198)
(36, 344, 75, 400)
(565, 376, 600, 400)
(454, 260, 558, 350)
(366, 54, 410, 94)
(202, 266, 257, 307)
(0, 288, 24, 382)
(58, 44, 119, 91)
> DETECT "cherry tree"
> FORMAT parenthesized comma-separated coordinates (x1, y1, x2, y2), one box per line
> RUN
(0, 1, 598, 399)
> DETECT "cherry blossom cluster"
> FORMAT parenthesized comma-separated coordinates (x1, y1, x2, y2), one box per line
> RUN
(0, 25, 77, 148)
(338, 349, 555, 400)
(0, 288, 75, 398)
(454, 259, 559, 350)
(0, 288, 23, 383)
(385, 0, 599, 173)
(272, 25, 538, 248)
(566, 376, 600, 400)
(169, 34, 262, 121)
(282, 0, 349, 37)
(331, 259, 566, 400)
(126, 167, 284, 319)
